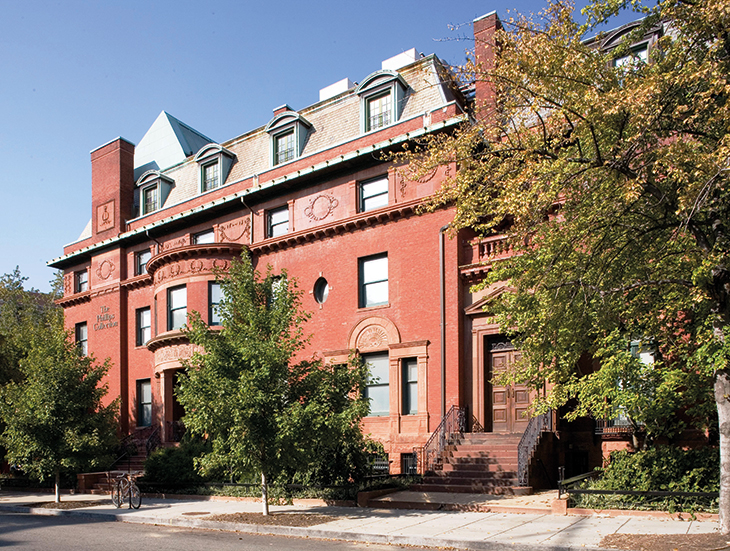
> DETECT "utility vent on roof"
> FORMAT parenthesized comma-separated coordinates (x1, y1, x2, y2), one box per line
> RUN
(319, 78, 355, 102)
(382, 48, 419, 71)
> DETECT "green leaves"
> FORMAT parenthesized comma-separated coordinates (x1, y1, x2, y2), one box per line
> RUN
(0, 295, 118, 483)
(176, 253, 373, 493)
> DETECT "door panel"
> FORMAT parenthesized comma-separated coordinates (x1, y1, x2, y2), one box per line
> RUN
(488, 346, 532, 433)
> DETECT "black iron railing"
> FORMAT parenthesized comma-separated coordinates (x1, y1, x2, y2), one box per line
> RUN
(421, 405, 466, 473)
(517, 410, 553, 486)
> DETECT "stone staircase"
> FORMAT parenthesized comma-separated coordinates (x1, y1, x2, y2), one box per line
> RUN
(410, 433, 530, 496)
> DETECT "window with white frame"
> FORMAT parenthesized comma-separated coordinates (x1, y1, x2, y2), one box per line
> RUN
(201, 161, 220, 192)
(363, 352, 389, 416)
(366, 92, 392, 131)
(267, 206, 289, 238)
(359, 175, 389, 212)
(136, 307, 151, 346)
(75, 270, 88, 293)
(137, 379, 152, 427)
(274, 131, 295, 165)
(142, 185, 158, 214)
(613, 45, 648, 68)
(135, 249, 151, 276)
(75, 322, 88, 356)
(167, 285, 187, 331)
(359, 254, 388, 308)
(209, 282, 221, 326)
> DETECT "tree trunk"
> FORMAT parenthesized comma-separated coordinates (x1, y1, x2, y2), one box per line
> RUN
(261, 471, 269, 516)
(54, 469, 61, 503)
(715, 370, 730, 534)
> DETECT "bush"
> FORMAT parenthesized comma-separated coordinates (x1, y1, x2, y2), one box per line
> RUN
(573, 446, 719, 512)
(141, 438, 209, 489)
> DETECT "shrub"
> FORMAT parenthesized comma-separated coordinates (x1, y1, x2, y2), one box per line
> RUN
(573, 446, 719, 512)
(141, 438, 209, 488)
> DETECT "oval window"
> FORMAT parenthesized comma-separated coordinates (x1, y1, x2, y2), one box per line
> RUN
(313, 277, 329, 304)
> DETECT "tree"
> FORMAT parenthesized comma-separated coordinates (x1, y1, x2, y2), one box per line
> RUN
(176, 253, 371, 515)
(401, 0, 730, 531)
(0, 306, 118, 502)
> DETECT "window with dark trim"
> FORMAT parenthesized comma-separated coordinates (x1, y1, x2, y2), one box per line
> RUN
(136, 307, 151, 346)
(142, 185, 159, 214)
(137, 379, 152, 427)
(135, 249, 151, 276)
(75, 270, 88, 293)
(359, 253, 388, 308)
(402, 357, 418, 415)
(209, 282, 221, 326)
(167, 285, 187, 331)
(363, 352, 389, 416)
(193, 229, 215, 244)
(267, 206, 289, 238)
(359, 175, 388, 212)
(75, 322, 88, 356)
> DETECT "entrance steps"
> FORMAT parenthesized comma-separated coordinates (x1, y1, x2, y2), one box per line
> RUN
(410, 433, 530, 496)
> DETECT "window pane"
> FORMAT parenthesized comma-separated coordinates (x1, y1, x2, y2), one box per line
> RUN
(275, 131, 295, 164)
(362, 256, 387, 283)
(268, 207, 289, 238)
(169, 286, 187, 330)
(137, 308, 151, 346)
(170, 287, 186, 309)
(144, 187, 158, 213)
(210, 282, 221, 325)
(367, 92, 392, 130)
(136, 250, 151, 275)
(194, 230, 215, 244)
(203, 162, 219, 191)
(364, 353, 389, 416)
(361, 177, 388, 211)
(364, 281, 388, 306)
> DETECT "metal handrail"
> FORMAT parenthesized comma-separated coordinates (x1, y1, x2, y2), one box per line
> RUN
(517, 410, 553, 486)
(421, 405, 466, 473)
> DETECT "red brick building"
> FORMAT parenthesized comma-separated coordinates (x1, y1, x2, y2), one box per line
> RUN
(50, 12, 633, 487)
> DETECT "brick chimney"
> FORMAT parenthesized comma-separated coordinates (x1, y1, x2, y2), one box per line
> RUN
(90, 137, 135, 243)
(473, 11, 502, 121)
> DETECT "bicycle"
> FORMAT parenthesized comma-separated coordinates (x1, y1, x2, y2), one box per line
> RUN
(110, 473, 142, 509)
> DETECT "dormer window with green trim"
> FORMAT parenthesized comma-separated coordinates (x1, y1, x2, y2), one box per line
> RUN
(265, 108, 312, 167)
(135, 170, 175, 217)
(194, 144, 236, 194)
(356, 70, 408, 134)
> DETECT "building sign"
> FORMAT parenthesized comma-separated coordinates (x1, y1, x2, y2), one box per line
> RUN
(94, 305, 118, 331)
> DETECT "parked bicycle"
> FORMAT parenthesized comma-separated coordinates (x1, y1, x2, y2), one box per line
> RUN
(110, 473, 141, 509)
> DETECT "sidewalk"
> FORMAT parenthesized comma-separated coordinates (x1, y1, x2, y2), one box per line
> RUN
(0, 489, 720, 550)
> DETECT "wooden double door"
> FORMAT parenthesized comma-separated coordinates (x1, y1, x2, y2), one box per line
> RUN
(487, 345, 531, 433)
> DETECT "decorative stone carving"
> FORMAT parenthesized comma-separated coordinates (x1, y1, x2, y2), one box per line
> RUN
(64, 274, 72, 295)
(190, 259, 204, 273)
(219, 219, 250, 242)
(398, 165, 448, 197)
(163, 237, 188, 250)
(169, 263, 181, 277)
(304, 194, 339, 221)
(154, 343, 201, 364)
(96, 259, 115, 280)
(212, 259, 229, 271)
(96, 200, 115, 233)
(357, 326, 389, 351)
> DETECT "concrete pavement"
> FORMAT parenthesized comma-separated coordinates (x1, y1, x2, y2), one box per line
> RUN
(0, 489, 720, 550)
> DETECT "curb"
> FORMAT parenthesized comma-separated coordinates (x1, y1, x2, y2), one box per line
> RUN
(0, 502, 619, 551)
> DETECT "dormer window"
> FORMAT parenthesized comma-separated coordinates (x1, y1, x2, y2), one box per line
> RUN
(275, 131, 295, 165)
(202, 161, 220, 192)
(194, 144, 235, 194)
(135, 170, 174, 217)
(356, 70, 407, 134)
(265, 108, 311, 167)
(613, 44, 648, 67)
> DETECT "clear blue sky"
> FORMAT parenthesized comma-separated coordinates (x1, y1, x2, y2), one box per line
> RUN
(0, 0, 638, 292)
